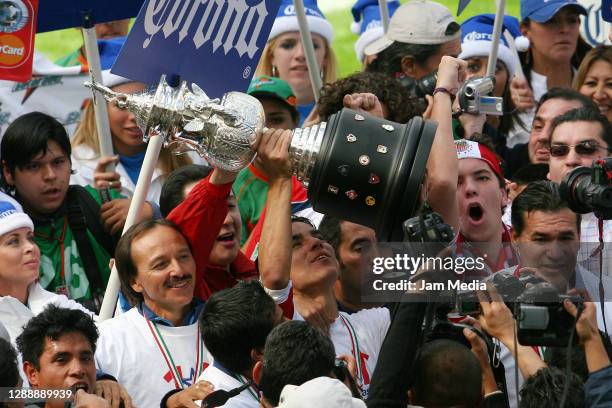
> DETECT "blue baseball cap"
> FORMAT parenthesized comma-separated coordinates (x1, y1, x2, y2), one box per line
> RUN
(520, 0, 586, 23)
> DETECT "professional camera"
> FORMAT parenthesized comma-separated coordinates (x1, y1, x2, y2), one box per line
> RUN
(397, 70, 438, 99)
(457, 76, 503, 116)
(560, 157, 612, 220)
(403, 211, 455, 243)
(515, 283, 583, 347)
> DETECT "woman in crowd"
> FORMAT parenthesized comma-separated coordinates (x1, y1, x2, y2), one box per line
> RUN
(71, 72, 192, 204)
(0, 201, 93, 343)
(255, 0, 337, 124)
(457, 14, 529, 147)
(512, 0, 590, 111)
(574, 45, 612, 123)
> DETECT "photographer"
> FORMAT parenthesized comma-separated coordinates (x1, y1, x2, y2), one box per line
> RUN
(545, 107, 612, 276)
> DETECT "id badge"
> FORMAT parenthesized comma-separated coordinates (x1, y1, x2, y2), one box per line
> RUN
(55, 285, 71, 297)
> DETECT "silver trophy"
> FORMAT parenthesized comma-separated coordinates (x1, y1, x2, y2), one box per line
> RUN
(85, 75, 325, 183)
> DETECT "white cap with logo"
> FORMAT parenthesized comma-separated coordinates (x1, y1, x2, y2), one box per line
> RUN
(364, 0, 459, 56)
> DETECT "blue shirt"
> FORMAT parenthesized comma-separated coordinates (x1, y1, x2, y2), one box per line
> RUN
(137, 299, 204, 327)
(297, 103, 315, 126)
(119, 151, 145, 185)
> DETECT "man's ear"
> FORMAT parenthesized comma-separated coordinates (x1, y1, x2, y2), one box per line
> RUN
(130, 278, 144, 295)
(400, 56, 417, 78)
(252, 361, 263, 385)
(2, 161, 14, 186)
(250, 348, 264, 363)
(23, 361, 40, 387)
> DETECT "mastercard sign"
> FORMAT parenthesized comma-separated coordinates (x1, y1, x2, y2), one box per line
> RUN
(0, 0, 37, 82)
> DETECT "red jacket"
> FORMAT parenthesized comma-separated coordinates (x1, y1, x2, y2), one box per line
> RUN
(167, 175, 257, 300)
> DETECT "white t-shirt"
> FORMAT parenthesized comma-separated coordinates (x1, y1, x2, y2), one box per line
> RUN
(197, 364, 259, 408)
(264, 282, 391, 399)
(95, 308, 213, 408)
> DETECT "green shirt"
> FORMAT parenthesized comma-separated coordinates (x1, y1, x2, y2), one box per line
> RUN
(233, 165, 269, 246)
(35, 185, 121, 300)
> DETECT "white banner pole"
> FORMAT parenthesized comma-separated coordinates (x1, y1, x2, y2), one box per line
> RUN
(486, 0, 507, 78)
(293, 0, 323, 102)
(98, 130, 163, 321)
(82, 13, 115, 172)
(378, 0, 389, 33)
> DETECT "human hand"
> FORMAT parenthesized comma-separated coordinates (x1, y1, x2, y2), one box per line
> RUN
(336, 354, 358, 382)
(510, 77, 535, 111)
(477, 285, 515, 345)
(463, 326, 498, 395)
(100, 198, 153, 235)
(75, 389, 112, 408)
(256, 128, 293, 183)
(166, 381, 215, 408)
(564, 300, 598, 344)
(303, 107, 321, 127)
(435, 56, 468, 95)
(94, 379, 133, 408)
(94, 156, 122, 191)
(422, 95, 434, 119)
(343, 93, 384, 119)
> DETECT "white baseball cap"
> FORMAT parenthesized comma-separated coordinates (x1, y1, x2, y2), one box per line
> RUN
(364, 0, 460, 56)
(277, 377, 366, 408)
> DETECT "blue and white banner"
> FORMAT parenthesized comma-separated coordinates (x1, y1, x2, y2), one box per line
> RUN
(112, 0, 282, 98)
(37, 0, 144, 33)
(579, 0, 611, 45)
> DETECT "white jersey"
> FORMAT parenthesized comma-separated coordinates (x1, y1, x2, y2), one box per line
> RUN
(265, 282, 390, 399)
(95, 308, 212, 408)
(197, 364, 259, 408)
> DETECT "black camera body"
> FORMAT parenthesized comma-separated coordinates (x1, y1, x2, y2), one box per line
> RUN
(403, 211, 455, 243)
(397, 71, 438, 99)
(514, 283, 583, 347)
(560, 157, 612, 220)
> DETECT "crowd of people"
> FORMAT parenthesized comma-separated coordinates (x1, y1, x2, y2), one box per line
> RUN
(1, 0, 611, 407)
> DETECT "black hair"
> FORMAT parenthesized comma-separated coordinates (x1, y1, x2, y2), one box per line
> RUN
(290, 215, 315, 229)
(255, 95, 300, 126)
(411, 339, 482, 407)
(114, 219, 190, 305)
(511, 180, 580, 236)
(259, 321, 335, 406)
(549, 107, 612, 151)
(367, 23, 461, 77)
(519, 367, 584, 408)
(0, 112, 71, 188)
(159, 164, 213, 217)
(317, 71, 422, 123)
(15, 305, 98, 370)
(545, 332, 612, 382)
(318, 215, 342, 253)
(0, 337, 19, 387)
(200, 281, 277, 374)
(537, 87, 597, 115)
(512, 163, 550, 185)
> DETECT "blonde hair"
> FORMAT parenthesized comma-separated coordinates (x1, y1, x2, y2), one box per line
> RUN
(573, 45, 612, 90)
(255, 35, 337, 91)
(72, 99, 192, 177)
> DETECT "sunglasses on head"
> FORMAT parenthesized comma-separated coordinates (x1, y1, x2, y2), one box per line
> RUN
(549, 141, 603, 157)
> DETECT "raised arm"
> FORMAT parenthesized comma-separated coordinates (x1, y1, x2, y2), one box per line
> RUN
(425, 56, 465, 231)
(257, 129, 294, 290)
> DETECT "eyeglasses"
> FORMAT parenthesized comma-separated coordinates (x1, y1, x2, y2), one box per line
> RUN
(549, 141, 604, 158)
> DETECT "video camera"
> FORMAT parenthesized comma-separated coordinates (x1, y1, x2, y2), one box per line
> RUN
(457, 76, 503, 116)
(457, 272, 583, 347)
(560, 157, 612, 220)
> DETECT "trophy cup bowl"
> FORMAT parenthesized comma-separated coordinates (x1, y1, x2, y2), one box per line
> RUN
(85, 76, 437, 241)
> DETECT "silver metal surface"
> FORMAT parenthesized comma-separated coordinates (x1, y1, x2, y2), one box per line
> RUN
(86, 75, 328, 180)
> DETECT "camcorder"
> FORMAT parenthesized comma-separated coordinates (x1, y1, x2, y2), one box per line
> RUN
(457, 76, 503, 116)
(560, 157, 612, 220)
(457, 272, 583, 347)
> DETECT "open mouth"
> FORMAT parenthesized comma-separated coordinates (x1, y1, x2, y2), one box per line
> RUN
(468, 203, 484, 222)
(70, 382, 89, 393)
(310, 253, 330, 264)
(217, 232, 234, 242)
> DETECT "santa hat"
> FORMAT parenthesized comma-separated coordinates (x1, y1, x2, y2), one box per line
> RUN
(0, 201, 33, 238)
(350, 0, 400, 62)
(268, 0, 334, 44)
(458, 14, 529, 78)
(455, 139, 505, 181)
